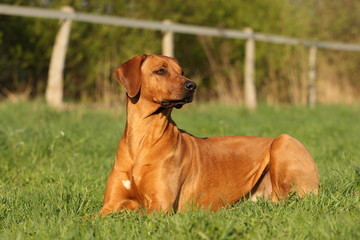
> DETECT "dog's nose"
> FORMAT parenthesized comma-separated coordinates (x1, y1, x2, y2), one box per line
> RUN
(184, 81, 197, 91)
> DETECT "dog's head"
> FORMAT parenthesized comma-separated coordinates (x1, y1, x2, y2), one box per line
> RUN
(114, 54, 196, 109)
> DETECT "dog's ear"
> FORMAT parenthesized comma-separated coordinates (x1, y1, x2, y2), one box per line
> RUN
(114, 55, 147, 98)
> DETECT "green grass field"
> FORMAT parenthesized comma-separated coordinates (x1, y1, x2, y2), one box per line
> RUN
(0, 101, 359, 239)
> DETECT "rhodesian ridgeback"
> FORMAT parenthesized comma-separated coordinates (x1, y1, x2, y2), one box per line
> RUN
(99, 54, 319, 215)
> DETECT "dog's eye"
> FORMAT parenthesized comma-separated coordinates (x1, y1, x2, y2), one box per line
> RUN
(154, 69, 167, 75)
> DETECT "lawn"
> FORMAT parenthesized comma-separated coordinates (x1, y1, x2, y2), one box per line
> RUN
(0, 101, 359, 239)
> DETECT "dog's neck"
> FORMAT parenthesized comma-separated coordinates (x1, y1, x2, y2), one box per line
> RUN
(123, 97, 179, 159)
(125, 96, 174, 127)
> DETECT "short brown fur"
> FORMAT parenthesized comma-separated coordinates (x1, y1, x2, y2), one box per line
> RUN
(99, 55, 319, 215)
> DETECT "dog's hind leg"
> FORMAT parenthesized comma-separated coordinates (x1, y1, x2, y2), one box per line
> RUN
(268, 134, 319, 201)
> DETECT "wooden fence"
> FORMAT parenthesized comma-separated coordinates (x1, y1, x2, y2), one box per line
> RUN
(1, 4, 360, 109)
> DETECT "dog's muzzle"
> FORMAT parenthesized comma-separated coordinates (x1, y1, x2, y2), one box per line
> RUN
(160, 80, 197, 109)
(160, 95, 194, 109)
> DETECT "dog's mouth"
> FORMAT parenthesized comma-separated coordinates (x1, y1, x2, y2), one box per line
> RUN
(160, 96, 193, 109)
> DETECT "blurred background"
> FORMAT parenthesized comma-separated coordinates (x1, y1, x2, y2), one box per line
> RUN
(0, 0, 359, 106)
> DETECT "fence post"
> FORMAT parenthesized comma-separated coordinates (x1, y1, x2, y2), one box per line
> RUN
(244, 28, 257, 109)
(45, 6, 73, 108)
(162, 20, 174, 57)
(308, 45, 317, 108)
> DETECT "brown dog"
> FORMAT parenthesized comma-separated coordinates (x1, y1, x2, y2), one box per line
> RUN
(99, 54, 319, 215)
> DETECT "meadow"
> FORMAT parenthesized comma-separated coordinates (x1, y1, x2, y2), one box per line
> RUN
(0, 101, 359, 239)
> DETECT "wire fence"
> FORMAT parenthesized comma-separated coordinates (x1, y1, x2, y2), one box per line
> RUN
(1, 4, 360, 108)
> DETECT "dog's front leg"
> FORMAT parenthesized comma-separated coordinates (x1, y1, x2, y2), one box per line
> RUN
(99, 167, 139, 215)
(136, 178, 179, 214)
(145, 198, 172, 214)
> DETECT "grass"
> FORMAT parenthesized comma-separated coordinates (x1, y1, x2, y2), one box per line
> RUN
(0, 101, 359, 239)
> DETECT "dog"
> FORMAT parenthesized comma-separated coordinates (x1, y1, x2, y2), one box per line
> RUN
(99, 54, 319, 215)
